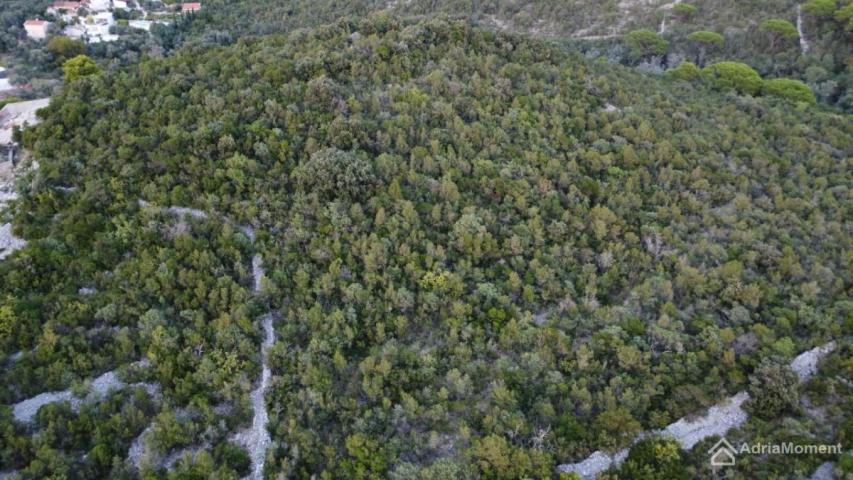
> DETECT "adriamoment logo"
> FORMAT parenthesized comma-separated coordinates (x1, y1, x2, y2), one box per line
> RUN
(708, 438, 737, 467)
(708, 437, 843, 468)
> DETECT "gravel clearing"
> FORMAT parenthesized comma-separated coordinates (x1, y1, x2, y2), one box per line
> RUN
(234, 313, 274, 480)
(138, 199, 256, 243)
(661, 391, 749, 450)
(790, 342, 836, 380)
(0, 162, 33, 260)
(240, 225, 255, 242)
(557, 450, 622, 479)
(12, 390, 78, 423)
(556, 342, 837, 478)
(0, 223, 26, 260)
(128, 425, 154, 469)
(138, 199, 208, 220)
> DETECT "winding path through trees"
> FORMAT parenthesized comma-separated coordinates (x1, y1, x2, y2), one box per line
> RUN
(134, 201, 276, 477)
(557, 342, 837, 479)
(11, 361, 159, 423)
(232, 255, 275, 480)
(6, 201, 275, 475)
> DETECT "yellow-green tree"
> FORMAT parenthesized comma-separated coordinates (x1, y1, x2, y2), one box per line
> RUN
(62, 54, 100, 82)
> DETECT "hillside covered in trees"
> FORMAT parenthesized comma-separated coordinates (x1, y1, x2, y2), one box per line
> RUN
(179, 0, 853, 111)
(0, 14, 850, 479)
(3, 0, 851, 109)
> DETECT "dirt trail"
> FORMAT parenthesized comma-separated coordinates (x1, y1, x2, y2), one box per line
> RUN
(658, 0, 683, 34)
(232, 254, 275, 480)
(797, 5, 810, 55)
(0, 163, 25, 259)
(12, 364, 159, 423)
(557, 342, 836, 479)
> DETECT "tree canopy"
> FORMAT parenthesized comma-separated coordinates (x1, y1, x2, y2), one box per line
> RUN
(763, 78, 817, 104)
(802, 0, 837, 18)
(624, 29, 669, 59)
(702, 61, 764, 95)
(687, 31, 725, 47)
(62, 54, 101, 82)
(0, 11, 850, 480)
(759, 18, 800, 49)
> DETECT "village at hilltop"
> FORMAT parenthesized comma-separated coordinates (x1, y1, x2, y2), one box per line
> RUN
(24, 0, 201, 43)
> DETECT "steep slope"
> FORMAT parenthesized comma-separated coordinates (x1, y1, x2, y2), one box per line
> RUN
(0, 15, 850, 479)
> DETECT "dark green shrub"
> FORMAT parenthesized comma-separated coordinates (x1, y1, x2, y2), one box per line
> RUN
(618, 437, 690, 480)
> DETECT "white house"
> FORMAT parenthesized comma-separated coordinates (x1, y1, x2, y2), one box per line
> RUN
(24, 20, 50, 40)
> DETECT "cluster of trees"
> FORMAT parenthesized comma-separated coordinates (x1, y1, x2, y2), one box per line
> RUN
(1, 14, 848, 479)
(1, 388, 157, 479)
(665, 60, 817, 104)
(606, 18, 830, 106)
(0, 0, 53, 53)
(652, 2, 850, 109)
(1, 175, 261, 477)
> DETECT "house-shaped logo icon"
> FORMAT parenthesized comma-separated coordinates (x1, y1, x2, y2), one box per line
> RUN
(708, 437, 737, 467)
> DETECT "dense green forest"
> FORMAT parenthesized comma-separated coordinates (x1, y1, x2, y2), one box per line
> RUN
(0, 13, 850, 479)
(3, 0, 851, 109)
(178, 0, 853, 111)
